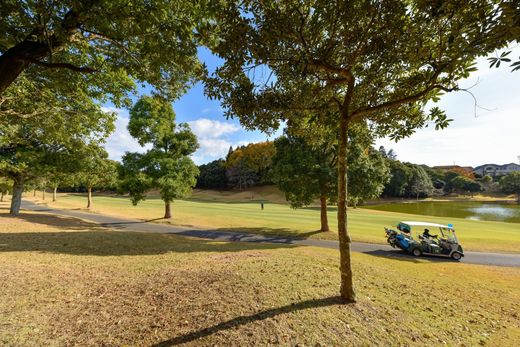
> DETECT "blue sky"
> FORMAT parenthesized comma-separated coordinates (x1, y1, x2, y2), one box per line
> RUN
(104, 46, 520, 167)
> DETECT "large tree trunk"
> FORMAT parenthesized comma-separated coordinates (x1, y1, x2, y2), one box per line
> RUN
(42, 189, 46, 200)
(53, 186, 57, 202)
(0, 42, 40, 95)
(0, 191, 4, 202)
(10, 178, 24, 216)
(164, 200, 172, 219)
(87, 186, 92, 209)
(337, 111, 356, 302)
(319, 195, 329, 232)
(33, 189, 36, 197)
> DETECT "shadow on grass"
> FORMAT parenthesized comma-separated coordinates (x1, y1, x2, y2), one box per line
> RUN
(214, 227, 329, 240)
(152, 296, 347, 347)
(363, 249, 458, 264)
(0, 212, 294, 256)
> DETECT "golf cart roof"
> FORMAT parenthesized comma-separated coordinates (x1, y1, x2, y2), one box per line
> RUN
(400, 221, 454, 229)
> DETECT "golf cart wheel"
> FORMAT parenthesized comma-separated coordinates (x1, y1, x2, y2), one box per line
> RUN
(411, 248, 422, 257)
(451, 252, 462, 261)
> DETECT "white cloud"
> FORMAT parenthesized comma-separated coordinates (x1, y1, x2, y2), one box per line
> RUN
(102, 107, 149, 161)
(187, 118, 240, 139)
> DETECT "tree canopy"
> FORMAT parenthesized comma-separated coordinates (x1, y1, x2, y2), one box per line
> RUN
(499, 172, 520, 202)
(0, 0, 209, 103)
(119, 96, 199, 219)
(0, 93, 114, 214)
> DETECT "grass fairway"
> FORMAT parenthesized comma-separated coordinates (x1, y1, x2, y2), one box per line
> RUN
(34, 192, 520, 254)
(1, 206, 519, 346)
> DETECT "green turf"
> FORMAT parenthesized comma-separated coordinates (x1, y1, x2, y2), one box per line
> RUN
(40, 192, 520, 253)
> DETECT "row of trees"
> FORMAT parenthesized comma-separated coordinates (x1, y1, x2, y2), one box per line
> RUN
(2, 0, 517, 303)
(0, 95, 199, 219)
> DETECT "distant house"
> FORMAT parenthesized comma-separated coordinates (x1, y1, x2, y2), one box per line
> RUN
(474, 163, 520, 177)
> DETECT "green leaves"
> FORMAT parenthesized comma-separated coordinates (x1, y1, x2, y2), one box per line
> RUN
(488, 51, 512, 68)
(119, 96, 199, 207)
(0, 0, 207, 100)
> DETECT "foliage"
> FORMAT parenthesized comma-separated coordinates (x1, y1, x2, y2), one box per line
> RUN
(451, 176, 482, 195)
(347, 131, 390, 206)
(226, 142, 276, 188)
(272, 134, 336, 208)
(407, 165, 434, 199)
(75, 144, 118, 190)
(499, 172, 520, 201)
(0, 1, 208, 101)
(196, 159, 228, 190)
(119, 96, 199, 215)
(383, 161, 412, 197)
(443, 170, 462, 194)
(0, 92, 115, 213)
(487, 2, 520, 72)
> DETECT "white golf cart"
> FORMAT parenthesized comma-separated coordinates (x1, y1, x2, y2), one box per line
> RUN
(385, 221, 464, 261)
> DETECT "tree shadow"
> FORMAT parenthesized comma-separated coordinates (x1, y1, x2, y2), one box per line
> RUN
(214, 227, 329, 240)
(0, 212, 294, 256)
(152, 296, 347, 347)
(363, 249, 458, 264)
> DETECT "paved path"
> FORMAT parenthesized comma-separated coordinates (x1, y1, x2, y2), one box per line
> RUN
(20, 200, 520, 267)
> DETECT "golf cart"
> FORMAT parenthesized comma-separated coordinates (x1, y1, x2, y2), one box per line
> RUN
(384, 221, 464, 261)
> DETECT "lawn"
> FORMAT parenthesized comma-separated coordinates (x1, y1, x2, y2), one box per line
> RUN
(1, 205, 519, 346)
(29, 192, 520, 254)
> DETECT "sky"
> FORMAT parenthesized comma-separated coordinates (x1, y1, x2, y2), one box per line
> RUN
(104, 46, 520, 167)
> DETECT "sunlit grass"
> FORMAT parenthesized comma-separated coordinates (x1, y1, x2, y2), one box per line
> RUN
(27, 191, 520, 253)
(1, 210, 519, 346)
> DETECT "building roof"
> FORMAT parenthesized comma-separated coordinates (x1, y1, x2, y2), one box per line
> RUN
(474, 163, 520, 170)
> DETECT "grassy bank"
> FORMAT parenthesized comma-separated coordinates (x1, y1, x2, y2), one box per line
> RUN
(1, 206, 519, 346)
(25, 192, 520, 254)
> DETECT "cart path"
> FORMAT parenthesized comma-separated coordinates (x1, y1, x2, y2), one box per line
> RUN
(20, 200, 520, 267)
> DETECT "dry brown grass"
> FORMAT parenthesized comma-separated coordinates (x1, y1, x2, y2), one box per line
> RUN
(1, 206, 519, 346)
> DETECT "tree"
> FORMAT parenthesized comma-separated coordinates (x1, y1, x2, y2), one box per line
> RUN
(197, 159, 228, 190)
(0, 1, 207, 100)
(499, 172, 520, 202)
(205, 0, 511, 301)
(383, 161, 413, 197)
(119, 96, 199, 219)
(0, 97, 114, 215)
(451, 176, 482, 197)
(273, 121, 388, 231)
(226, 141, 276, 188)
(272, 134, 336, 232)
(443, 170, 462, 194)
(347, 131, 390, 207)
(75, 145, 118, 209)
(407, 165, 434, 200)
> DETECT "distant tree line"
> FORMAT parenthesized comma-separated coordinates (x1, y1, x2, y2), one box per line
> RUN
(377, 146, 520, 198)
(196, 142, 276, 190)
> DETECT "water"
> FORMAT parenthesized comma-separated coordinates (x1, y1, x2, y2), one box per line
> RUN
(362, 201, 520, 223)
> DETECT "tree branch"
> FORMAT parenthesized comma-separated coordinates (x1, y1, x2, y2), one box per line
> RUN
(350, 83, 457, 121)
(22, 57, 97, 73)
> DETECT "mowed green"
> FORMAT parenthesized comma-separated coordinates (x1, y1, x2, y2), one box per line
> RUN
(34, 190, 520, 254)
(1, 208, 519, 346)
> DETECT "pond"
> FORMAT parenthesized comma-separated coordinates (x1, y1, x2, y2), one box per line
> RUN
(362, 201, 520, 223)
